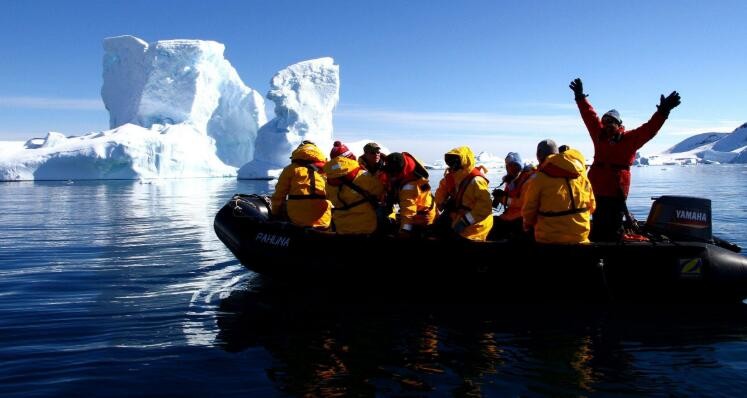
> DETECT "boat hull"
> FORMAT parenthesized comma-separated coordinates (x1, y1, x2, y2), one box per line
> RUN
(214, 195, 747, 304)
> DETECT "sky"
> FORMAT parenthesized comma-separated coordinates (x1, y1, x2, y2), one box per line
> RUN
(1, 0, 745, 162)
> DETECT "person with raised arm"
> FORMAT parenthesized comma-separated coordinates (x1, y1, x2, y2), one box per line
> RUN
(569, 78, 680, 241)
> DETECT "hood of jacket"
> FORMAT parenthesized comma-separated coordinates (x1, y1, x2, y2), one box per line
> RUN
(539, 148, 587, 179)
(444, 146, 476, 184)
(291, 142, 327, 163)
(323, 156, 361, 179)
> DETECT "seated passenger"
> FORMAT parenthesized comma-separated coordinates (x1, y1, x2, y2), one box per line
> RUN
(380, 152, 437, 237)
(323, 155, 386, 234)
(490, 152, 536, 239)
(271, 141, 331, 228)
(521, 147, 595, 244)
(434, 146, 493, 241)
(358, 142, 386, 174)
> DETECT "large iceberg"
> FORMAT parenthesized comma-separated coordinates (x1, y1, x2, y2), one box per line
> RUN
(102, 35, 266, 167)
(237, 58, 340, 179)
(1, 36, 266, 181)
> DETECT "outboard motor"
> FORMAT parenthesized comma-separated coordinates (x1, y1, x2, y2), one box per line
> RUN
(230, 194, 272, 222)
(645, 196, 712, 242)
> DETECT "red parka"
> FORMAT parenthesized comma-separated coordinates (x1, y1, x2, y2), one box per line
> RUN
(576, 97, 667, 198)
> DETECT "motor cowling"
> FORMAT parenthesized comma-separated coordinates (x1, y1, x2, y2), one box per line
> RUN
(645, 195, 712, 242)
(230, 194, 272, 222)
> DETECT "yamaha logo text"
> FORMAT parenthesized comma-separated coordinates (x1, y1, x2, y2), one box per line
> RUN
(675, 209, 708, 224)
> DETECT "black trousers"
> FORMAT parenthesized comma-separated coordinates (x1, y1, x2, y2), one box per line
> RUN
(487, 216, 532, 242)
(591, 196, 626, 242)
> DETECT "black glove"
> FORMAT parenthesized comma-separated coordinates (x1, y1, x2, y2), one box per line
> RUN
(501, 174, 515, 184)
(657, 91, 681, 115)
(569, 78, 587, 100)
(492, 188, 506, 208)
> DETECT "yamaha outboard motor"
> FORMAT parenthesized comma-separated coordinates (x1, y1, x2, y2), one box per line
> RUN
(645, 196, 712, 242)
(229, 194, 272, 222)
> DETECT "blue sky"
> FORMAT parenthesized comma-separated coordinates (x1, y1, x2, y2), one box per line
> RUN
(1, 0, 745, 162)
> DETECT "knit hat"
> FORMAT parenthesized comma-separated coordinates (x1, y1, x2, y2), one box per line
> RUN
(329, 141, 355, 160)
(536, 139, 559, 163)
(504, 152, 522, 168)
(603, 109, 622, 124)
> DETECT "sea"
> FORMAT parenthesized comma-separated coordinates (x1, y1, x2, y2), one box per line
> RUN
(2, 164, 747, 397)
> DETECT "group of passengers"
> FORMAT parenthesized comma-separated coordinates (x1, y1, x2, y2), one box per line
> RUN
(271, 78, 681, 244)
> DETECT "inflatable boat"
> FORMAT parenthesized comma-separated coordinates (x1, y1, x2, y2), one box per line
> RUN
(214, 194, 747, 304)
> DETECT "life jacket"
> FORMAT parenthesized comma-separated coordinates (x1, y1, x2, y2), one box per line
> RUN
(506, 168, 533, 200)
(391, 152, 435, 217)
(287, 159, 327, 200)
(442, 167, 489, 212)
(536, 161, 589, 218)
(328, 168, 379, 212)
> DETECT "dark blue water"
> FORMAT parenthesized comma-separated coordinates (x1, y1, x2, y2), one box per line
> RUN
(2, 165, 746, 397)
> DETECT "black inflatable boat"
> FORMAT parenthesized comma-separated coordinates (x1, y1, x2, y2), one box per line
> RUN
(214, 194, 747, 304)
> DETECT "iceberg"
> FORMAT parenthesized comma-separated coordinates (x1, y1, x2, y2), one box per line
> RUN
(1, 36, 266, 181)
(0, 125, 237, 181)
(237, 58, 340, 179)
(102, 35, 266, 167)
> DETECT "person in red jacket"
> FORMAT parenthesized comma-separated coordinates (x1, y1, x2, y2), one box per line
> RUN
(569, 78, 681, 241)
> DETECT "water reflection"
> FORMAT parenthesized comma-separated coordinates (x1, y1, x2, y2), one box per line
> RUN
(214, 279, 747, 396)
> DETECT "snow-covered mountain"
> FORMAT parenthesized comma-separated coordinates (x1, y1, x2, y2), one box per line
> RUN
(641, 123, 747, 165)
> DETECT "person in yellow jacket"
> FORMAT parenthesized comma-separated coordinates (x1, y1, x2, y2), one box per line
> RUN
(434, 146, 493, 241)
(323, 155, 386, 234)
(380, 152, 437, 237)
(271, 141, 332, 228)
(521, 147, 596, 244)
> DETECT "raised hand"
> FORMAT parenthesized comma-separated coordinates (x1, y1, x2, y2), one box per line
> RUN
(657, 91, 681, 114)
(569, 78, 586, 99)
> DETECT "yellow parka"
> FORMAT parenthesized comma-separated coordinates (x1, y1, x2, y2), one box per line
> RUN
(271, 142, 332, 228)
(323, 156, 385, 234)
(389, 152, 437, 231)
(522, 148, 596, 244)
(435, 146, 494, 241)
